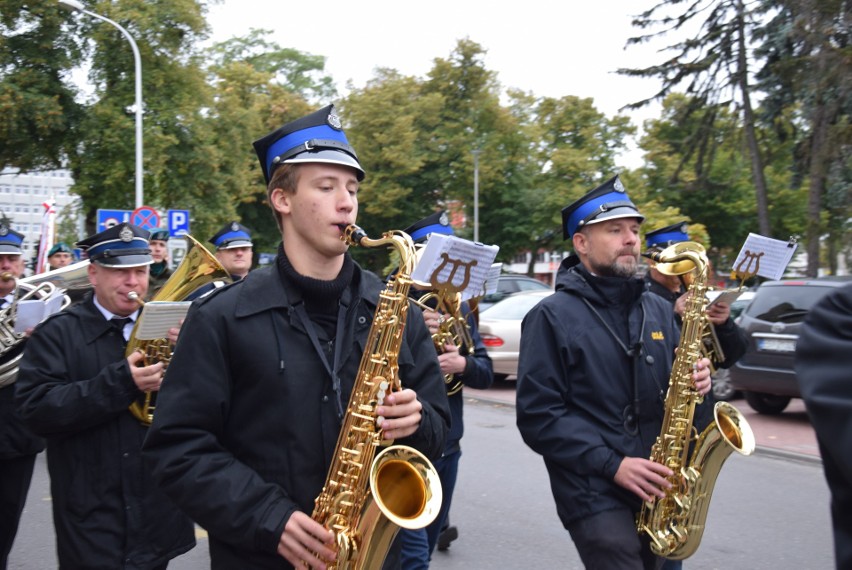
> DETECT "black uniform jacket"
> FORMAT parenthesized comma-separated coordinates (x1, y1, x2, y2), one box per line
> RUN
(142, 262, 450, 569)
(795, 283, 852, 569)
(516, 257, 713, 528)
(15, 293, 195, 569)
(0, 341, 44, 459)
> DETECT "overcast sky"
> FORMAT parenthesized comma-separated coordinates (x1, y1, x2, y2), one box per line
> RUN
(205, 0, 672, 166)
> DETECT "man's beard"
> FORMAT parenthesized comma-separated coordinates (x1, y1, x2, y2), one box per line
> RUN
(589, 253, 638, 279)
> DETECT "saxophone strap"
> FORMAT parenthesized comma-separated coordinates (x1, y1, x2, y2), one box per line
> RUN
(292, 299, 349, 421)
(580, 296, 647, 436)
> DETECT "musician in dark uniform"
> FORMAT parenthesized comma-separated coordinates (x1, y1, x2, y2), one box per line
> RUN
(15, 223, 195, 569)
(210, 221, 253, 281)
(147, 228, 172, 297)
(142, 104, 449, 569)
(795, 283, 852, 570)
(0, 225, 44, 570)
(515, 176, 714, 570)
(643, 222, 748, 383)
(398, 211, 494, 567)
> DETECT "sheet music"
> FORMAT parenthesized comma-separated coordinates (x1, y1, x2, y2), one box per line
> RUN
(134, 301, 192, 340)
(14, 289, 66, 333)
(707, 289, 745, 307)
(411, 234, 500, 302)
(731, 233, 797, 281)
(483, 263, 503, 296)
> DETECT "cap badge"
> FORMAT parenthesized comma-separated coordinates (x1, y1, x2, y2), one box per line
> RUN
(119, 226, 134, 242)
(439, 212, 450, 226)
(230, 222, 239, 232)
(327, 112, 342, 130)
(0, 225, 7, 237)
(613, 177, 625, 193)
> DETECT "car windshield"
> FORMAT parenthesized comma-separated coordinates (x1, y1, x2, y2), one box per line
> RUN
(481, 293, 548, 320)
(746, 284, 836, 323)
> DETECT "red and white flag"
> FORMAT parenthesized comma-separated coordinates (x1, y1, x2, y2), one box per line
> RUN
(36, 198, 57, 274)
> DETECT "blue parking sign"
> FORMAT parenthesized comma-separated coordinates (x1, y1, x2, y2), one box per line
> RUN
(168, 210, 190, 237)
(97, 209, 131, 232)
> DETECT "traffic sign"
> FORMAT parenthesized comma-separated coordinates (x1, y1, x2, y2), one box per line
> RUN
(130, 206, 161, 231)
(167, 209, 190, 237)
(97, 209, 131, 232)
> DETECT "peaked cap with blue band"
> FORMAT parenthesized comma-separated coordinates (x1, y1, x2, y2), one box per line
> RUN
(209, 221, 253, 250)
(48, 242, 73, 257)
(252, 104, 365, 185)
(0, 224, 24, 255)
(645, 221, 689, 250)
(561, 175, 645, 240)
(76, 223, 152, 268)
(403, 211, 455, 244)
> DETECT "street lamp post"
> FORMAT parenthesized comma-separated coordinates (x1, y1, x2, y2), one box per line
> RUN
(471, 149, 481, 243)
(58, 0, 144, 209)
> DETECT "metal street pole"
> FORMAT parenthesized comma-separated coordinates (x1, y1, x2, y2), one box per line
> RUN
(472, 149, 481, 243)
(58, 0, 144, 209)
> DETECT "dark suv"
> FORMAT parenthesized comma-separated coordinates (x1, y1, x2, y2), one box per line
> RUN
(729, 276, 852, 414)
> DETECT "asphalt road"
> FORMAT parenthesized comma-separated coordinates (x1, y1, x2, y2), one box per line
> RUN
(10, 386, 832, 569)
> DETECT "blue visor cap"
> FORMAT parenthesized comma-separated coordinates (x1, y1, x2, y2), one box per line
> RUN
(253, 105, 365, 185)
(561, 175, 644, 239)
(0, 226, 24, 254)
(209, 221, 253, 250)
(77, 223, 152, 268)
(403, 211, 455, 243)
(645, 222, 689, 249)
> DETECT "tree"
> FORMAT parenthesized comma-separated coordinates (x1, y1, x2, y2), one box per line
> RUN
(619, 0, 775, 236)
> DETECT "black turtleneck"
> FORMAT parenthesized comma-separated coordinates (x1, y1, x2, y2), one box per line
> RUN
(275, 243, 354, 338)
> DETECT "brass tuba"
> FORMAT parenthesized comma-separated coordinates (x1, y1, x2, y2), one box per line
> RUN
(637, 242, 755, 560)
(0, 261, 90, 388)
(126, 234, 231, 424)
(310, 224, 442, 569)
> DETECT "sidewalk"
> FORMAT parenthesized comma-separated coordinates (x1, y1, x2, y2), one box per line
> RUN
(464, 383, 821, 463)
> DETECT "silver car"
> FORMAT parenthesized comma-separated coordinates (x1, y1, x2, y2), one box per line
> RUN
(477, 290, 553, 381)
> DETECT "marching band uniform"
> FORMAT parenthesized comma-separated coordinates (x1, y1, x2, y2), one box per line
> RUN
(16, 223, 194, 569)
(399, 212, 494, 566)
(142, 105, 450, 569)
(0, 227, 44, 570)
(795, 283, 852, 569)
(643, 222, 747, 369)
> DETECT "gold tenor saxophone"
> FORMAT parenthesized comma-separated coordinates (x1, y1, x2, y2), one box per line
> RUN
(637, 242, 755, 560)
(310, 224, 442, 569)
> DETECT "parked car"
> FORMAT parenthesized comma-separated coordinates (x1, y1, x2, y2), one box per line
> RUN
(729, 290, 756, 321)
(707, 289, 754, 402)
(476, 274, 551, 312)
(477, 290, 553, 381)
(729, 276, 852, 414)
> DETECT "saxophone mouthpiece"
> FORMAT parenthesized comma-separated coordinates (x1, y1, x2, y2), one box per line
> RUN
(127, 291, 145, 306)
(340, 224, 368, 246)
(641, 250, 663, 263)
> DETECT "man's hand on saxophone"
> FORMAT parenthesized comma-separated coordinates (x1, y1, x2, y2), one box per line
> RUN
(375, 388, 423, 440)
(277, 510, 336, 570)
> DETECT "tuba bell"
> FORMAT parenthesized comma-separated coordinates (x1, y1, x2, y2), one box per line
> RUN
(0, 261, 91, 388)
(126, 234, 232, 424)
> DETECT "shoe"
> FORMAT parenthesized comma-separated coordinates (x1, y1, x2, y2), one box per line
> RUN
(436, 525, 458, 551)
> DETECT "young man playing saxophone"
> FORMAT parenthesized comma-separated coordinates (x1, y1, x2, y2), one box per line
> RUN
(515, 176, 713, 570)
(142, 105, 450, 570)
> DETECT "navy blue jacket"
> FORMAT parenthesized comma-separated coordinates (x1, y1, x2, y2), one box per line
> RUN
(516, 256, 712, 528)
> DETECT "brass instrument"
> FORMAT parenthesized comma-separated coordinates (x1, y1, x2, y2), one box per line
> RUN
(637, 242, 755, 560)
(126, 235, 232, 424)
(311, 224, 442, 569)
(0, 262, 89, 388)
(415, 290, 473, 396)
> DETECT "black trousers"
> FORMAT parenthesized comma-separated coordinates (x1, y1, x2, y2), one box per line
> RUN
(0, 453, 37, 569)
(567, 507, 663, 570)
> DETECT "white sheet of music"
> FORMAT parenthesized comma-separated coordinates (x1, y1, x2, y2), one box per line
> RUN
(483, 263, 503, 296)
(731, 233, 798, 280)
(411, 234, 499, 301)
(134, 301, 192, 340)
(14, 290, 65, 333)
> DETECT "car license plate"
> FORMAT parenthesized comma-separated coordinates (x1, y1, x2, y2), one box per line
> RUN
(757, 338, 796, 352)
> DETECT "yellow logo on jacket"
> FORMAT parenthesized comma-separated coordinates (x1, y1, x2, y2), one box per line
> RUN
(651, 331, 665, 340)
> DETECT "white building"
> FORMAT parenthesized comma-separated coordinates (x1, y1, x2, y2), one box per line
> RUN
(0, 168, 81, 268)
